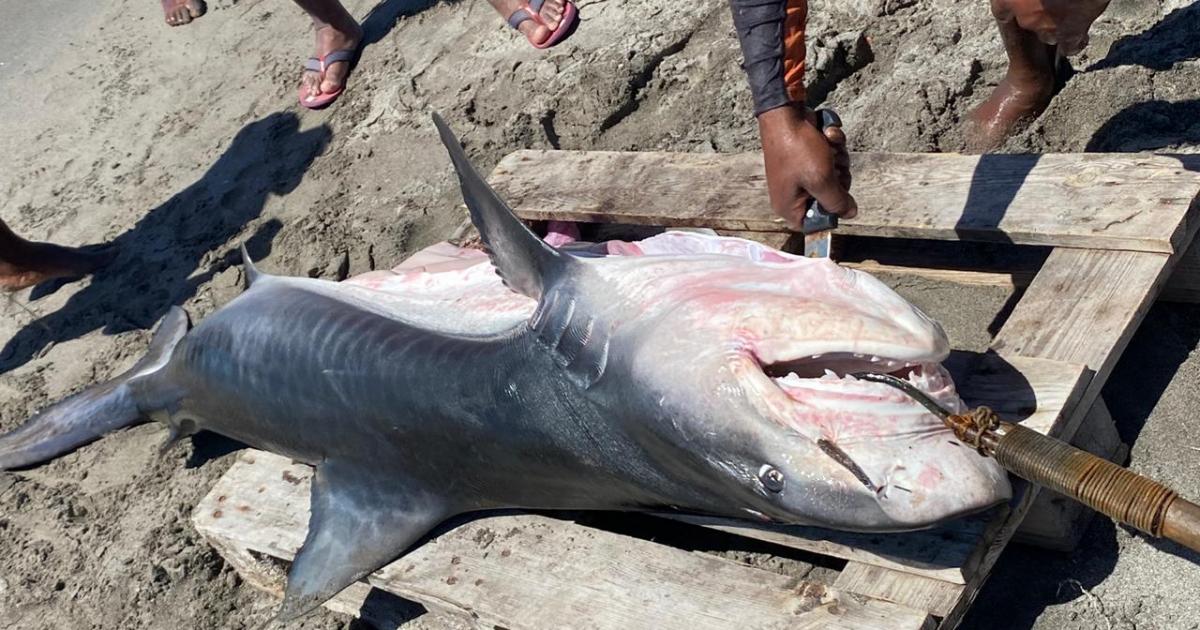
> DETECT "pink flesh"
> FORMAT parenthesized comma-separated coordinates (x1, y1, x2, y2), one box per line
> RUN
(343, 228, 956, 425)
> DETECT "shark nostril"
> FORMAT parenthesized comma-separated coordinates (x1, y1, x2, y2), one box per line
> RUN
(759, 464, 785, 493)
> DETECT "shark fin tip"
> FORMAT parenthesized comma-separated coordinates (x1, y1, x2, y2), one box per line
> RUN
(240, 244, 262, 288)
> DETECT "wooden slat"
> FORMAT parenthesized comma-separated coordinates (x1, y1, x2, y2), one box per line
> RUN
(939, 243, 1192, 629)
(194, 451, 934, 630)
(490, 150, 1200, 254)
(200, 529, 419, 629)
(992, 248, 1175, 434)
(666, 511, 993, 586)
(834, 562, 963, 617)
(841, 261, 1034, 292)
(718, 231, 1200, 304)
(666, 353, 1087, 586)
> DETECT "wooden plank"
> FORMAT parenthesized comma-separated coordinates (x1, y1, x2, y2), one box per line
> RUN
(1014, 399, 1129, 551)
(839, 258, 1200, 304)
(955, 353, 1089, 437)
(720, 231, 1199, 304)
(490, 150, 1200, 253)
(834, 562, 963, 617)
(202, 532, 422, 629)
(665, 353, 1087, 586)
(991, 248, 1175, 431)
(194, 451, 934, 630)
(842, 261, 1033, 292)
(667, 511, 994, 586)
(938, 243, 1193, 629)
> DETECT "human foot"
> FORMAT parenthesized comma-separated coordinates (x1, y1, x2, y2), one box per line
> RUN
(965, 68, 1055, 151)
(965, 9, 1060, 152)
(491, 0, 576, 48)
(299, 22, 363, 108)
(0, 240, 116, 292)
(161, 0, 207, 26)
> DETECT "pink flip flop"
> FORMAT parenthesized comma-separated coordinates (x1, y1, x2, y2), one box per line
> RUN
(298, 48, 359, 110)
(506, 0, 579, 50)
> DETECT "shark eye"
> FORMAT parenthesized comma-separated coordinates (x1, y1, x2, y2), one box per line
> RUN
(758, 464, 785, 493)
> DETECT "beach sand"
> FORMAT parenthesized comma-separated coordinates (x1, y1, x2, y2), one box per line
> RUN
(1, 0, 1197, 628)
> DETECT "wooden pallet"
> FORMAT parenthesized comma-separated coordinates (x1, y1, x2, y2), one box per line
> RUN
(194, 150, 1200, 629)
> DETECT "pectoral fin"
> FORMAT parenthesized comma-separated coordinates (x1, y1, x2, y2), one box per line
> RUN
(273, 460, 446, 622)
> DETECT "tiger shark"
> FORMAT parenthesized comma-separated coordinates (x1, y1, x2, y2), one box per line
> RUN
(0, 113, 1010, 621)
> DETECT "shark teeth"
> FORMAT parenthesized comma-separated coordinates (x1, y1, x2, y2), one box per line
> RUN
(772, 362, 950, 391)
(776, 372, 804, 386)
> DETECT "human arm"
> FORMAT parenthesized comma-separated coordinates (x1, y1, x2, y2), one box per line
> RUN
(728, 0, 857, 229)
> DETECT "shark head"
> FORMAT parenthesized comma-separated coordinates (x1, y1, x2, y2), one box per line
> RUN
(432, 114, 1011, 533)
(582, 238, 1011, 530)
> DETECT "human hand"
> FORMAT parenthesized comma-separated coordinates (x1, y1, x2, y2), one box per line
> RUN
(991, 0, 1111, 55)
(758, 105, 857, 232)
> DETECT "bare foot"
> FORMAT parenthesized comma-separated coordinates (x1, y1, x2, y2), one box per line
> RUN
(299, 22, 363, 106)
(161, 0, 207, 27)
(965, 10, 1060, 153)
(489, 0, 568, 46)
(0, 241, 117, 292)
(965, 71, 1055, 151)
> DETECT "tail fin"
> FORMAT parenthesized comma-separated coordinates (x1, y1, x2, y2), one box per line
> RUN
(0, 307, 190, 470)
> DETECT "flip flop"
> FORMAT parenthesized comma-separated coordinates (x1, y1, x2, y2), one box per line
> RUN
(506, 0, 579, 50)
(298, 47, 359, 110)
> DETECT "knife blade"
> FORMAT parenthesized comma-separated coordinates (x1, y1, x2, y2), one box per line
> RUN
(802, 108, 843, 259)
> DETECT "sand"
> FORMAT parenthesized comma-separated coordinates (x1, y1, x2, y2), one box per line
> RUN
(0, 0, 1197, 628)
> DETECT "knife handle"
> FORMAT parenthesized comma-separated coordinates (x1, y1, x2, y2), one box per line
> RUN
(801, 108, 842, 236)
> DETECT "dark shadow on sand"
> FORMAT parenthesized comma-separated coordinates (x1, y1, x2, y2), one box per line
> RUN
(1, 112, 331, 374)
(1087, 99, 1200, 153)
(1084, 6, 1200, 153)
(1088, 3, 1199, 72)
(360, 0, 459, 46)
(1103, 301, 1200, 466)
(962, 518, 1122, 629)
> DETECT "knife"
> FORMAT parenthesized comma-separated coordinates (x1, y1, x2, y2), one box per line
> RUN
(802, 108, 843, 259)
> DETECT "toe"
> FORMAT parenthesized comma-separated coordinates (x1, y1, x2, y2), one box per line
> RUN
(300, 71, 322, 101)
(538, 0, 564, 29)
(321, 64, 349, 95)
(517, 20, 550, 46)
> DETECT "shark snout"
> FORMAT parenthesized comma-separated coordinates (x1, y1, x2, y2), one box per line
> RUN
(831, 434, 1013, 530)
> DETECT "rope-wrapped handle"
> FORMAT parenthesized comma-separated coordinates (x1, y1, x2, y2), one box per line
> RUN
(849, 373, 1200, 553)
(995, 423, 1175, 536)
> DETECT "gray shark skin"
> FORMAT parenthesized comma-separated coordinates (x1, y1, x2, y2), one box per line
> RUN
(0, 113, 1011, 622)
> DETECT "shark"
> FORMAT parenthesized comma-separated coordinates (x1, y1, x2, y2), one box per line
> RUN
(0, 114, 1011, 621)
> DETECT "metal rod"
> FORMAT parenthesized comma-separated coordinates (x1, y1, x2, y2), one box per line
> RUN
(853, 371, 1200, 554)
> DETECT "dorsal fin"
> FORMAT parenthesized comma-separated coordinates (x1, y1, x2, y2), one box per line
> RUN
(239, 243, 262, 288)
(431, 112, 575, 299)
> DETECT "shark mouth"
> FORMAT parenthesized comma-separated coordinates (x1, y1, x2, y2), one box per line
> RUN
(761, 352, 961, 412)
(762, 352, 925, 381)
(752, 351, 967, 499)
(748, 349, 965, 447)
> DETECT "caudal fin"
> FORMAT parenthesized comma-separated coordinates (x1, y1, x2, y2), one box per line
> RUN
(0, 307, 190, 470)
